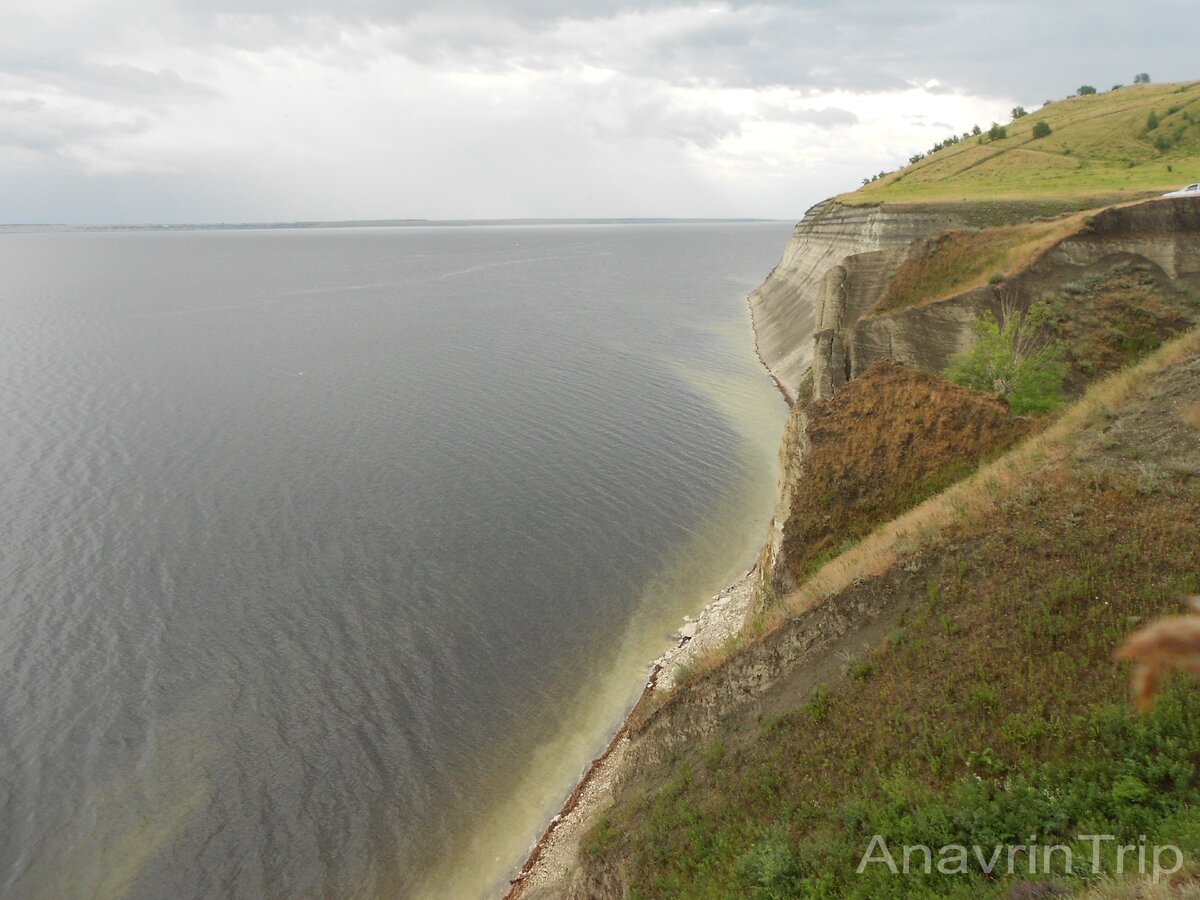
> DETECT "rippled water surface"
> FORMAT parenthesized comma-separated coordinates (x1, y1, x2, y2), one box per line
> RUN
(0, 222, 792, 898)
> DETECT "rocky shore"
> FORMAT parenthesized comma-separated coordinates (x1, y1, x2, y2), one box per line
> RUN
(505, 569, 759, 899)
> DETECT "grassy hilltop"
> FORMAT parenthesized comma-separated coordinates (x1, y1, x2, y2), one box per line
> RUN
(572, 81, 1200, 900)
(845, 80, 1200, 206)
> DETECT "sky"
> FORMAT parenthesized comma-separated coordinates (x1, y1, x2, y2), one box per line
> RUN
(0, 1, 1195, 223)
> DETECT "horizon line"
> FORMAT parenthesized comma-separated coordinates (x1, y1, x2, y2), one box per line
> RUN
(1, 216, 791, 235)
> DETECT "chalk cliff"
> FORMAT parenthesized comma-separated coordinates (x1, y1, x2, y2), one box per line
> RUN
(752, 196, 1200, 590)
(747, 200, 970, 399)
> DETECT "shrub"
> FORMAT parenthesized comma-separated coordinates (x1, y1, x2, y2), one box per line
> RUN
(971, 124, 982, 136)
(736, 826, 803, 895)
(1032, 120, 1052, 139)
(1011, 106, 1027, 119)
(987, 122, 1008, 141)
(944, 300, 1067, 415)
(1147, 110, 1160, 130)
(1078, 85, 1097, 96)
(1134, 72, 1152, 84)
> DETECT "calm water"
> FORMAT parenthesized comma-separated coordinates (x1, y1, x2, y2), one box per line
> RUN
(0, 222, 792, 898)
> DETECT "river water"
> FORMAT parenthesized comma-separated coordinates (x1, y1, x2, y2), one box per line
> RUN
(0, 221, 792, 898)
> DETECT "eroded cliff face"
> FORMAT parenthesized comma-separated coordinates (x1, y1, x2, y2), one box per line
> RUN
(752, 195, 1200, 599)
(752, 198, 1200, 404)
(844, 199, 1200, 391)
(747, 200, 968, 399)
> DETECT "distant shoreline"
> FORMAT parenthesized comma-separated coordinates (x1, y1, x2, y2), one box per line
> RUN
(0, 217, 785, 236)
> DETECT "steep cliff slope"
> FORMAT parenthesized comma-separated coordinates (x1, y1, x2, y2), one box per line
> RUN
(752, 196, 1200, 408)
(753, 196, 1200, 593)
(513, 80, 1200, 900)
(747, 200, 956, 397)
(575, 328, 1200, 899)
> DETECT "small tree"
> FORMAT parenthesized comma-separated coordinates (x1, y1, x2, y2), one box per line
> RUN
(1011, 106, 1028, 119)
(1032, 120, 1052, 139)
(987, 122, 1008, 141)
(944, 298, 1067, 415)
(1147, 110, 1160, 130)
(971, 124, 982, 136)
(1134, 72, 1151, 84)
(1078, 85, 1097, 96)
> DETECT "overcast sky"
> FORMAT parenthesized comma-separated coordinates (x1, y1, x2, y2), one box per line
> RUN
(1, 1, 1194, 223)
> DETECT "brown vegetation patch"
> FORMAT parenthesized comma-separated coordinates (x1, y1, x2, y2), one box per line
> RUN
(780, 361, 1032, 585)
(1049, 262, 1200, 385)
(874, 217, 1083, 314)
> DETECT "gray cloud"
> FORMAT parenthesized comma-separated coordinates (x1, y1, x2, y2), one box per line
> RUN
(132, 1, 1197, 100)
(1, 0, 1196, 222)
(760, 104, 859, 128)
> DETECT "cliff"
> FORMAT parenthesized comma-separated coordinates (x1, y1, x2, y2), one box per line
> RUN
(509, 193, 1200, 899)
(512, 79, 1200, 898)
(751, 198, 1200, 405)
(747, 199, 955, 399)
(573, 331, 1200, 898)
(751, 196, 1200, 595)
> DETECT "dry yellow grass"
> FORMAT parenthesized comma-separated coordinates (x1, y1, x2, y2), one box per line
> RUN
(651, 324, 1200, 698)
(1084, 871, 1200, 899)
(875, 214, 1088, 314)
(758, 322, 1200, 634)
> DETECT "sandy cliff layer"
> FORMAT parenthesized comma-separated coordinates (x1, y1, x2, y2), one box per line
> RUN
(750, 198, 1200, 404)
(844, 199, 1200, 392)
(747, 200, 969, 398)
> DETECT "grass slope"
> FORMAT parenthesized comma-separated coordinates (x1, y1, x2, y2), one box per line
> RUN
(587, 330, 1200, 898)
(872, 216, 1086, 314)
(844, 81, 1200, 206)
(779, 361, 1031, 585)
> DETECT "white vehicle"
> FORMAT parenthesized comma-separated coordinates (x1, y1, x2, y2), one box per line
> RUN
(1162, 183, 1200, 198)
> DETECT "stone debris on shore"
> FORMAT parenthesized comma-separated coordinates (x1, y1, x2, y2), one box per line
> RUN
(506, 569, 757, 898)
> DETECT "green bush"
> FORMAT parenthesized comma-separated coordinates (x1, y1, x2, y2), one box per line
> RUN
(1147, 110, 1160, 130)
(1078, 85, 1097, 96)
(944, 302, 1067, 415)
(1134, 72, 1151, 84)
(987, 122, 1008, 141)
(1032, 120, 1052, 139)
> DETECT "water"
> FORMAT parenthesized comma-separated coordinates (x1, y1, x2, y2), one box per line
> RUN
(0, 222, 792, 898)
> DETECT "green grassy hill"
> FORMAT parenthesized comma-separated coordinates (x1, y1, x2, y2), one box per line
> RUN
(846, 81, 1200, 205)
